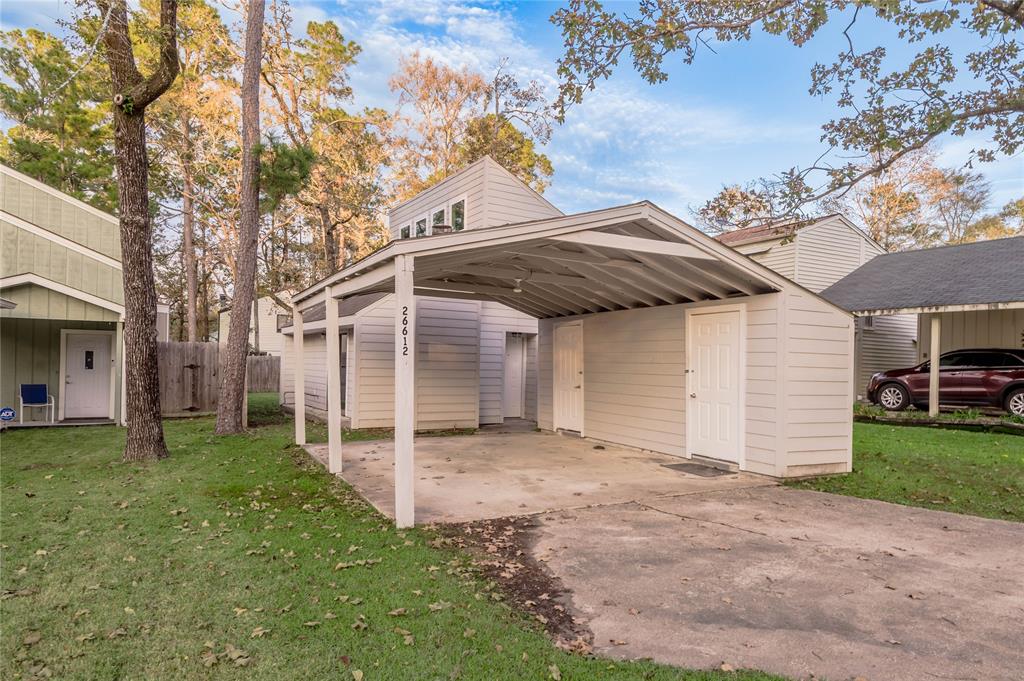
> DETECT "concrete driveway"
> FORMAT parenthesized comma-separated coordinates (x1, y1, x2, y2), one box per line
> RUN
(306, 430, 772, 523)
(533, 486, 1024, 681)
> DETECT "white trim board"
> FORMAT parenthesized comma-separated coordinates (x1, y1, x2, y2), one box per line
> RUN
(0, 273, 125, 316)
(1, 210, 122, 270)
(58, 329, 117, 421)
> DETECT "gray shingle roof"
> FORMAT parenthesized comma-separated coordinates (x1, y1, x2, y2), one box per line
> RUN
(820, 237, 1024, 313)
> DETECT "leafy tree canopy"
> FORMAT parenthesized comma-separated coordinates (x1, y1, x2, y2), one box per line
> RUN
(554, 0, 1023, 213)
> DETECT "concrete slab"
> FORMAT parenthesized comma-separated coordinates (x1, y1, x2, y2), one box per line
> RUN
(533, 486, 1024, 681)
(305, 431, 772, 523)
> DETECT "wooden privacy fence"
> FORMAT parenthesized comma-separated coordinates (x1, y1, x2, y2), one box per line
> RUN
(157, 342, 280, 415)
(246, 355, 280, 392)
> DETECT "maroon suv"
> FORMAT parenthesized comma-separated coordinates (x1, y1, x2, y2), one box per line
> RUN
(866, 348, 1024, 416)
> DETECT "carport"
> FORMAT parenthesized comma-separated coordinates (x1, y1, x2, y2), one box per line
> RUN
(290, 202, 855, 527)
(822, 237, 1024, 415)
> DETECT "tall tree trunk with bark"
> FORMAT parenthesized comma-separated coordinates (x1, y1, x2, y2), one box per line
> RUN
(181, 116, 198, 342)
(98, 0, 179, 462)
(216, 0, 264, 433)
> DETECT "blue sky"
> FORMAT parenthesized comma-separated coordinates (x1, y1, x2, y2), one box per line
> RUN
(3, 0, 1021, 218)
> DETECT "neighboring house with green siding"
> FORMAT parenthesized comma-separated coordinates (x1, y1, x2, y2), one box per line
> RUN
(0, 164, 168, 425)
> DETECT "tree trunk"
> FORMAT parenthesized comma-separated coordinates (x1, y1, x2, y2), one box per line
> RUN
(181, 116, 198, 342)
(99, 0, 179, 462)
(115, 108, 169, 461)
(216, 0, 264, 434)
(320, 203, 339, 274)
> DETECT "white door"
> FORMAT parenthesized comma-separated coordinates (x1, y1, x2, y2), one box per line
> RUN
(689, 310, 741, 463)
(553, 323, 583, 432)
(503, 335, 525, 418)
(65, 332, 113, 419)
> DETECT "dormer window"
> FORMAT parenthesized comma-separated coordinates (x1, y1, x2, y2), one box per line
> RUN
(400, 225, 411, 239)
(415, 217, 427, 237)
(450, 199, 465, 231)
(432, 208, 446, 228)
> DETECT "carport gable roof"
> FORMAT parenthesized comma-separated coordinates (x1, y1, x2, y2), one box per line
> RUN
(293, 201, 841, 319)
(821, 236, 1024, 316)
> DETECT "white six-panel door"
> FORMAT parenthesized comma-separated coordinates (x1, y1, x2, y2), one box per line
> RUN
(553, 322, 583, 432)
(688, 309, 741, 463)
(64, 331, 114, 419)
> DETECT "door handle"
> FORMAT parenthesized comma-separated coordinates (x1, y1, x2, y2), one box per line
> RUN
(574, 385, 581, 389)
(690, 393, 696, 398)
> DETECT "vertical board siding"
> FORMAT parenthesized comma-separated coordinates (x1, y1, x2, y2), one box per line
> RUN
(0, 218, 124, 306)
(479, 301, 539, 424)
(354, 295, 481, 429)
(524, 334, 538, 420)
(0, 285, 119, 322)
(918, 308, 1024, 359)
(0, 318, 116, 421)
(1, 169, 121, 261)
(783, 292, 854, 473)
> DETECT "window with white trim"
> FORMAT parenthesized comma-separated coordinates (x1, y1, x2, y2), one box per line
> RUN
(399, 225, 411, 239)
(450, 198, 465, 231)
(415, 216, 427, 237)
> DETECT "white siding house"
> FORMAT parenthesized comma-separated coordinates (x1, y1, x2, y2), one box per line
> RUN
(718, 214, 918, 398)
(288, 196, 856, 526)
(280, 157, 560, 428)
(218, 292, 292, 356)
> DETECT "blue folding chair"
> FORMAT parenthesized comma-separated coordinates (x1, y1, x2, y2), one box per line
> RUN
(19, 384, 54, 424)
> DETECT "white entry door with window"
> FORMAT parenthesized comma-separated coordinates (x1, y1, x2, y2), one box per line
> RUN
(688, 309, 742, 463)
(64, 331, 113, 419)
(503, 334, 525, 418)
(553, 322, 583, 432)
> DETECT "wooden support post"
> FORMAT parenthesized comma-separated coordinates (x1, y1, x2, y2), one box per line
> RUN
(394, 254, 416, 528)
(326, 286, 343, 473)
(929, 314, 941, 417)
(293, 305, 306, 445)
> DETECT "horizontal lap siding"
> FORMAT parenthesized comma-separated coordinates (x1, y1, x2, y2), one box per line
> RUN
(744, 295, 780, 475)
(537, 319, 553, 430)
(525, 334, 538, 420)
(0, 285, 119, 322)
(479, 301, 538, 424)
(857, 314, 918, 398)
(583, 306, 686, 455)
(354, 295, 480, 430)
(783, 292, 853, 474)
(482, 159, 561, 226)
(389, 162, 487, 239)
(794, 218, 868, 293)
(739, 238, 795, 280)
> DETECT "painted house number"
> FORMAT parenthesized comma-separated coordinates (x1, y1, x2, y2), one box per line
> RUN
(401, 306, 409, 356)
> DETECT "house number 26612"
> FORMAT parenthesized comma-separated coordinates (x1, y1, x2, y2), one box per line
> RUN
(401, 306, 409, 356)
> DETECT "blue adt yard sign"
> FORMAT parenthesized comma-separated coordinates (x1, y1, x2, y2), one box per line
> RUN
(0, 407, 15, 421)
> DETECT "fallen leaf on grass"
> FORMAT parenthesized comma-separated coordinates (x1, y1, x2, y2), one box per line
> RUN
(75, 632, 96, 643)
(352, 671, 364, 681)
(548, 664, 561, 680)
(23, 631, 41, 646)
(250, 627, 270, 639)
(387, 608, 406, 617)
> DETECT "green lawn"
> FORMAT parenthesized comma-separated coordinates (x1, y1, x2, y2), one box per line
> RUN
(789, 422, 1024, 521)
(1, 393, 778, 681)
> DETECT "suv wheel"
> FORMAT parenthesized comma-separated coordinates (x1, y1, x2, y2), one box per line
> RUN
(877, 383, 910, 411)
(1006, 388, 1024, 417)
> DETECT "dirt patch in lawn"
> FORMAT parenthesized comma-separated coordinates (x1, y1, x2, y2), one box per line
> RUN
(437, 516, 593, 653)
